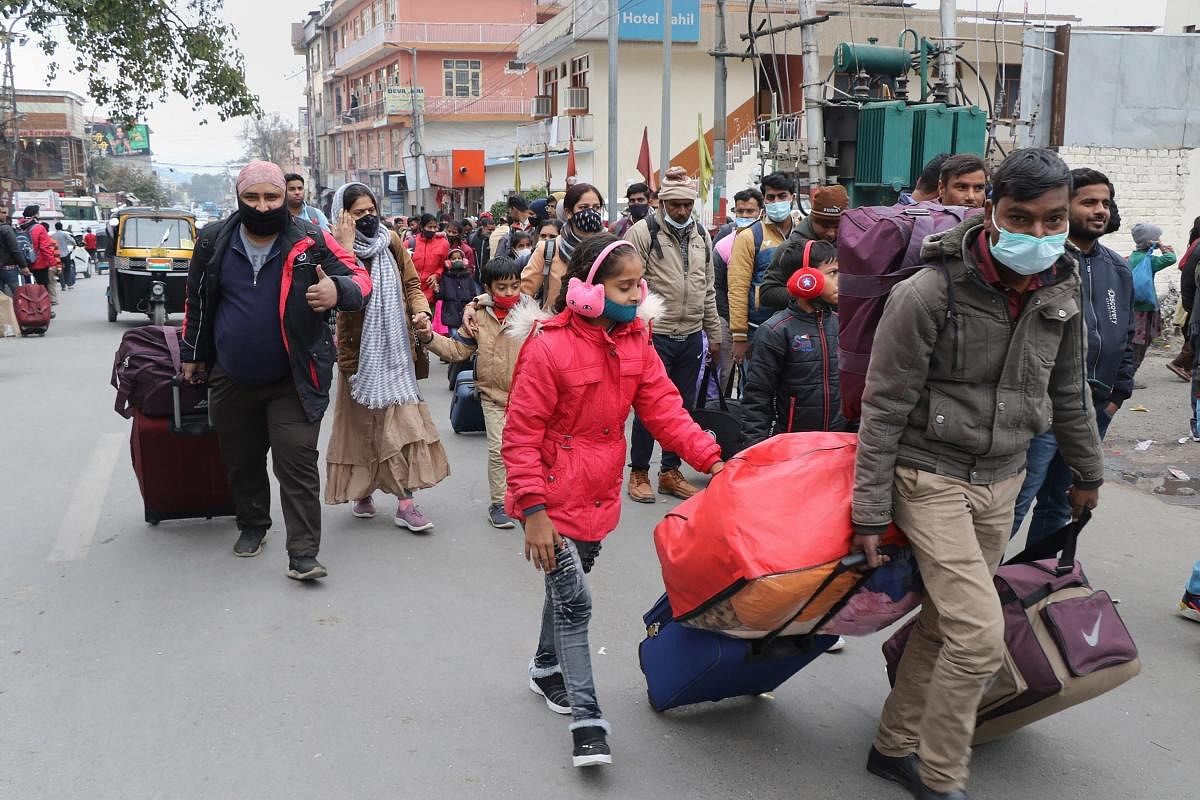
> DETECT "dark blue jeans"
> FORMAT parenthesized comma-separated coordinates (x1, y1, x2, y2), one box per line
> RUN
(531, 537, 606, 728)
(630, 331, 704, 472)
(1011, 405, 1113, 545)
(0, 266, 20, 295)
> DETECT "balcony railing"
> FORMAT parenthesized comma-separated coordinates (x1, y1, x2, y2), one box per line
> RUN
(424, 96, 529, 117)
(334, 21, 535, 72)
(516, 115, 595, 153)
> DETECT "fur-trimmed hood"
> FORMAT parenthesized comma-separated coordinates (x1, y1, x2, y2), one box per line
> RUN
(504, 291, 667, 341)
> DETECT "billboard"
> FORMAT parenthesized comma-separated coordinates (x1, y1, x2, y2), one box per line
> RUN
(618, 0, 701, 43)
(384, 86, 425, 115)
(89, 122, 151, 157)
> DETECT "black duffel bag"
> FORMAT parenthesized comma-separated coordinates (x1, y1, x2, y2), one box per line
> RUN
(690, 360, 745, 460)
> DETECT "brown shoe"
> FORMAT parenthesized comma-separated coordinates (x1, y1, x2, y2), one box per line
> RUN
(1167, 362, 1192, 382)
(658, 469, 700, 500)
(627, 469, 656, 503)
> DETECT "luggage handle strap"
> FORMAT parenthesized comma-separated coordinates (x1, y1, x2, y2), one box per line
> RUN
(694, 358, 745, 412)
(759, 552, 869, 650)
(1005, 507, 1090, 575)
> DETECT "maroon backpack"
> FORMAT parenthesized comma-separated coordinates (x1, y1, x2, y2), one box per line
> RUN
(112, 325, 208, 419)
(836, 202, 982, 420)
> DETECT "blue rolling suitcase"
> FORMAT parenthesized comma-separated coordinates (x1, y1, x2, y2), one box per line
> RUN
(639, 554, 868, 712)
(450, 370, 486, 434)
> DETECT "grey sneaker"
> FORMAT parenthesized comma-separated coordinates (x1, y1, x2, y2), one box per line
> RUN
(488, 504, 516, 529)
(233, 529, 267, 557)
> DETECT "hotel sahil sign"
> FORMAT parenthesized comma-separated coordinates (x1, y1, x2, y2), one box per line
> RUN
(618, 0, 700, 43)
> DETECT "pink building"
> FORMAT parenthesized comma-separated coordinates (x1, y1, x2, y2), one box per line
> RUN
(293, 0, 553, 216)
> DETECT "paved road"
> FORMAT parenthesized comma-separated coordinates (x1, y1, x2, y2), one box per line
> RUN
(2, 275, 1196, 799)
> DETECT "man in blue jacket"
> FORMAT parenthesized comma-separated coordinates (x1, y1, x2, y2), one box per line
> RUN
(1010, 168, 1134, 544)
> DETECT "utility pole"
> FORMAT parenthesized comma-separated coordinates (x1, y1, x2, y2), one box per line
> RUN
(407, 46, 424, 215)
(712, 0, 727, 221)
(798, 0, 825, 185)
(660, 0, 672, 176)
(607, 0, 619, 223)
(937, 0, 958, 103)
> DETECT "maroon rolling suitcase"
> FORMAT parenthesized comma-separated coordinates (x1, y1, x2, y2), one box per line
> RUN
(130, 385, 235, 525)
(13, 273, 51, 336)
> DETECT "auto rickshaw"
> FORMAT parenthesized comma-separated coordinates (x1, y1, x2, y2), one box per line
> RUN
(106, 207, 196, 326)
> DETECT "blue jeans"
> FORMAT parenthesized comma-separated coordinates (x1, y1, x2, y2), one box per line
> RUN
(0, 266, 20, 295)
(1011, 406, 1113, 545)
(630, 331, 704, 472)
(531, 537, 606, 728)
(1190, 346, 1200, 439)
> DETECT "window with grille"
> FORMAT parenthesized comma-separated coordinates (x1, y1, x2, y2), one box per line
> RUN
(443, 59, 482, 98)
(994, 65, 1021, 119)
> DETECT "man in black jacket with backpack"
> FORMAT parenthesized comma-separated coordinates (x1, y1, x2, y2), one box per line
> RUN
(0, 205, 30, 296)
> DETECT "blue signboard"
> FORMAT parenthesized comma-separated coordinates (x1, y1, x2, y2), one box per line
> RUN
(618, 0, 701, 43)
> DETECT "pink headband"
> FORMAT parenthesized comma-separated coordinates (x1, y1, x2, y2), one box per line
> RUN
(585, 240, 635, 283)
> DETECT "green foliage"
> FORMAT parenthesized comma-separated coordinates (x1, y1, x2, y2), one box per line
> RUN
(91, 157, 165, 205)
(183, 172, 230, 206)
(3, 0, 260, 123)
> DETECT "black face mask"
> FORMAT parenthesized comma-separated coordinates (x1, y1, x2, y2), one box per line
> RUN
(238, 200, 289, 237)
(421, 229, 435, 240)
(355, 214, 380, 239)
(447, 234, 461, 244)
(628, 203, 650, 221)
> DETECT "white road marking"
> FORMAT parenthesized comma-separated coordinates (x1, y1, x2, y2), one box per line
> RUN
(47, 432, 124, 562)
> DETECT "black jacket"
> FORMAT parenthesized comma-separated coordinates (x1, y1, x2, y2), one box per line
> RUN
(1076, 240, 1136, 409)
(0, 223, 29, 268)
(1180, 241, 1199, 332)
(742, 301, 852, 447)
(181, 213, 372, 422)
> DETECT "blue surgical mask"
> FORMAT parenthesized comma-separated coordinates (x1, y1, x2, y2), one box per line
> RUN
(989, 210, 1068, 276)
(733, 216, 758, 229)
(765, 201, 792, 223)
(663, 213, 693, 230)
(603, 298, 639, 323)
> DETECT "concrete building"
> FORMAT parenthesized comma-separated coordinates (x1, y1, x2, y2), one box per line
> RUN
(11, 89, 88, 193)
(1164, 0, 1200, 33)
(293, 0, 547, 217)
(514, 0, 1075, 215)
(1021, 27, 1200, 268)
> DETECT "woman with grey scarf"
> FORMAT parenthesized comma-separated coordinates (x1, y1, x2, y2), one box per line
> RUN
(324, 182, 450, 532)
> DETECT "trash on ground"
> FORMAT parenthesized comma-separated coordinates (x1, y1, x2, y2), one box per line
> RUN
(1168, 468, 1191, 481)
(1129, 404, 1150, 412)
(1135, 440, 1155, 451)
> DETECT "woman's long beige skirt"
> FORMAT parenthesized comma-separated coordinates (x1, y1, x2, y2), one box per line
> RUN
(324, 371, 450, 503)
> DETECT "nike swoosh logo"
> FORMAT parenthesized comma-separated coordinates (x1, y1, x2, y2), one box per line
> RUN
(1082, 614, 1102, 648)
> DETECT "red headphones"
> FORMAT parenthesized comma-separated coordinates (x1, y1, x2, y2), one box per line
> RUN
(787, 240, 826, 300)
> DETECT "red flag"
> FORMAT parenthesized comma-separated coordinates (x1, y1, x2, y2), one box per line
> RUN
(636, 126, 654, 189)
(567, 134, 577, 181)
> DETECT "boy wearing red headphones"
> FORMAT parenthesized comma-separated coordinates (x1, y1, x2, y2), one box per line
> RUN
(742, 239, 852, 448)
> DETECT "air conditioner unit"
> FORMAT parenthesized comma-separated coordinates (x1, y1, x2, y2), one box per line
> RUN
(564, 86, 589, 114)
(531, 95, 553, 119)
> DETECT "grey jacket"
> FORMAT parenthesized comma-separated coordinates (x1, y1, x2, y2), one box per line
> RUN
(852, 219, 1104, 532)
(625, 217, 720, 341)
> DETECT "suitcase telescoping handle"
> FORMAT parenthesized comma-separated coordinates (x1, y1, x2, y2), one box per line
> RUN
(171, 376, 214, 434)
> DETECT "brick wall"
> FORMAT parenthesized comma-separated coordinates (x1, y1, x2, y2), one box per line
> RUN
(1058, 145, 1200, 295)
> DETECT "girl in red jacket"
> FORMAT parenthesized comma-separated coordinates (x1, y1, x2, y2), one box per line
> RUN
(503, 233, 724, 768)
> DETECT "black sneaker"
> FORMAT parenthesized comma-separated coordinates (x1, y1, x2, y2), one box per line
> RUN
(529, 672, 571, 714)
(866, 745, 920, 792)
(571, 725, 612, 767)
(286, 556, 327, 581)
(233, 528, 267, 557)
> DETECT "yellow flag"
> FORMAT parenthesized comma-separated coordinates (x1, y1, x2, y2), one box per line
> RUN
(697, 113, 713, 200)
(513, 146, 522, 194)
